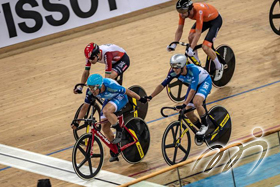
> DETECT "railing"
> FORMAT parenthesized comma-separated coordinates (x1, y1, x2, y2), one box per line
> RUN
(119, 126, 280, 187)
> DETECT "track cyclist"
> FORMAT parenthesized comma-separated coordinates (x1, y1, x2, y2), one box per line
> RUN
(167, 0, 224, 81)
(145, 54, 212, 145)
(72, 74, 147, 161)
(74, 43, 130, 94)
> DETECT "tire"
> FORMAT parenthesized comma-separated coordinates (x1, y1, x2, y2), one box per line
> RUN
(120, 117, 150, 164)
(73, 103, 101, 141)
(269, 0, 280, 35)
(72, 133, 104, 180)
(161, 121, 191, 165)
(204, 105, 232, 149)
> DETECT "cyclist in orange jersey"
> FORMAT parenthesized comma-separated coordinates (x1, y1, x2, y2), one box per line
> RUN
(167, 0, 224, 81)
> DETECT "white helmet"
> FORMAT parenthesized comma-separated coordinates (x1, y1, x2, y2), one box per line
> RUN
(170, 54, 187, 69)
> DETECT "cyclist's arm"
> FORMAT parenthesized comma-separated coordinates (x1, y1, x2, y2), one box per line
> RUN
(150, 72, 176, 98)
(104, 53, 113, 76)
(174, 24, 184, 42)
(190, 28, 202, 49)
(77, 103, 90, 121)
(126, 89, 141, 100)
(184, 89, 196, 105)
(190, 13, 203, 49)
(150, 84, 165, 98)
(81, 69, 90, 84)
(71, 103, 90, 129)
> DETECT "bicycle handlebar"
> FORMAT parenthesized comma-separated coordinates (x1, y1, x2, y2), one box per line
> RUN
(168, 41, 202, 51)
(72, 117, 97, 124)
(161, 106, 197, 117)
(161, 107, 176, 117)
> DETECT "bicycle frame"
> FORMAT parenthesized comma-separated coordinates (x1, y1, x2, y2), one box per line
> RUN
(88, 115, 140, 156)
(169, 42, 227, 68)
(161, 103, 221, 141)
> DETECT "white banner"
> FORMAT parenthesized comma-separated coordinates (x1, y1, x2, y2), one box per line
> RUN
(0, 0, 171, 48)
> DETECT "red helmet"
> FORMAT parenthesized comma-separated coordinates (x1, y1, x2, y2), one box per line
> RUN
(84, 42, 100, 60)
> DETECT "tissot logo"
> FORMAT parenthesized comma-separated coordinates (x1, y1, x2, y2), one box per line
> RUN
(1, 0, 117, 38)
(0, 0, 170, 48)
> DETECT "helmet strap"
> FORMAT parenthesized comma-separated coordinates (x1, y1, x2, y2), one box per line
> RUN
(180, 68, 183, 74)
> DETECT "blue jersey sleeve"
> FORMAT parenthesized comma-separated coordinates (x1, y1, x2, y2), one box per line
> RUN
(189, 66, 200, 90)
(84, 88, 93, 104)
(161, 70, 179, 87)
(106, 82, 126, 94)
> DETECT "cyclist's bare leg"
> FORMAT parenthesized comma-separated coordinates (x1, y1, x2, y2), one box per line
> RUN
(101, 108, 120, 161)
(101, 120, 114, 142)
(185, 106, 199, 122)
(202, 43, 223, 80)
(103, 102, 122, 145)
(193, 95, 206, 116)
(102, 103, 118, 125)
(193, 95, 208, 135)
(202, 44, 221, 69)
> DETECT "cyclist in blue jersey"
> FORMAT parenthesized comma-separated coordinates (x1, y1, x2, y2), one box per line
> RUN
(72, 74, 146, 162)
(146, 54, 212, 145)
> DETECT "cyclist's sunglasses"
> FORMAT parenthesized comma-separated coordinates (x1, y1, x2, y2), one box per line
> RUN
(88, 85, 99, 91)
(89, 54, 97, 60)
(177, 8, 189, 14)
(170, 63, 182, 69)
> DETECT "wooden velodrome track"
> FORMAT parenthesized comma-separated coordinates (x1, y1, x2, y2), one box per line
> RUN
(1, 0, 280, 186)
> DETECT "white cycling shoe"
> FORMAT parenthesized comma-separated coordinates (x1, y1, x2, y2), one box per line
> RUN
(195, 125, 208, 146)
(214, 64, 224, 81)
(196, 125, 209, 136)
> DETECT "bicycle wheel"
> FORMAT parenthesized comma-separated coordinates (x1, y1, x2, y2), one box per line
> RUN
(73, 103, 101, 141)
(166, 68, 189, 103)
(122, 85, 148, 121)
(162, 121, 191, 165)
(205, 105, 232, 149)
(209, 45, 235, 88)
(120, 117, 150, 164)
(72, 133, 104, 179)
(269, 0, 280, 35)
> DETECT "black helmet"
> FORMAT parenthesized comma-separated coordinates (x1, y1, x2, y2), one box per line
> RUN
(176, 0, 193, 13)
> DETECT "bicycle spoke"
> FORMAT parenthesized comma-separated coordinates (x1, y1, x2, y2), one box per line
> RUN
(177, 83, 183, 99)
(78, 158, 88, 169)
(172, 146, 179, 163)
(91, 154, 102, 158)
(165, 143, 176, 149)
(77, 145, 87, 156)
(272, 13, 280, 19)
(169, 81, 181, 88)
(88, 158, 93, 174)
(171, 125, 179, 142)
(178, 144, 188, 154)
(174, 125, 179, 140)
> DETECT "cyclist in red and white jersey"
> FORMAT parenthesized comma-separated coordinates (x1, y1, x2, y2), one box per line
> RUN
(74, 43, 130, 93)
(167, 0, 224, 81)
